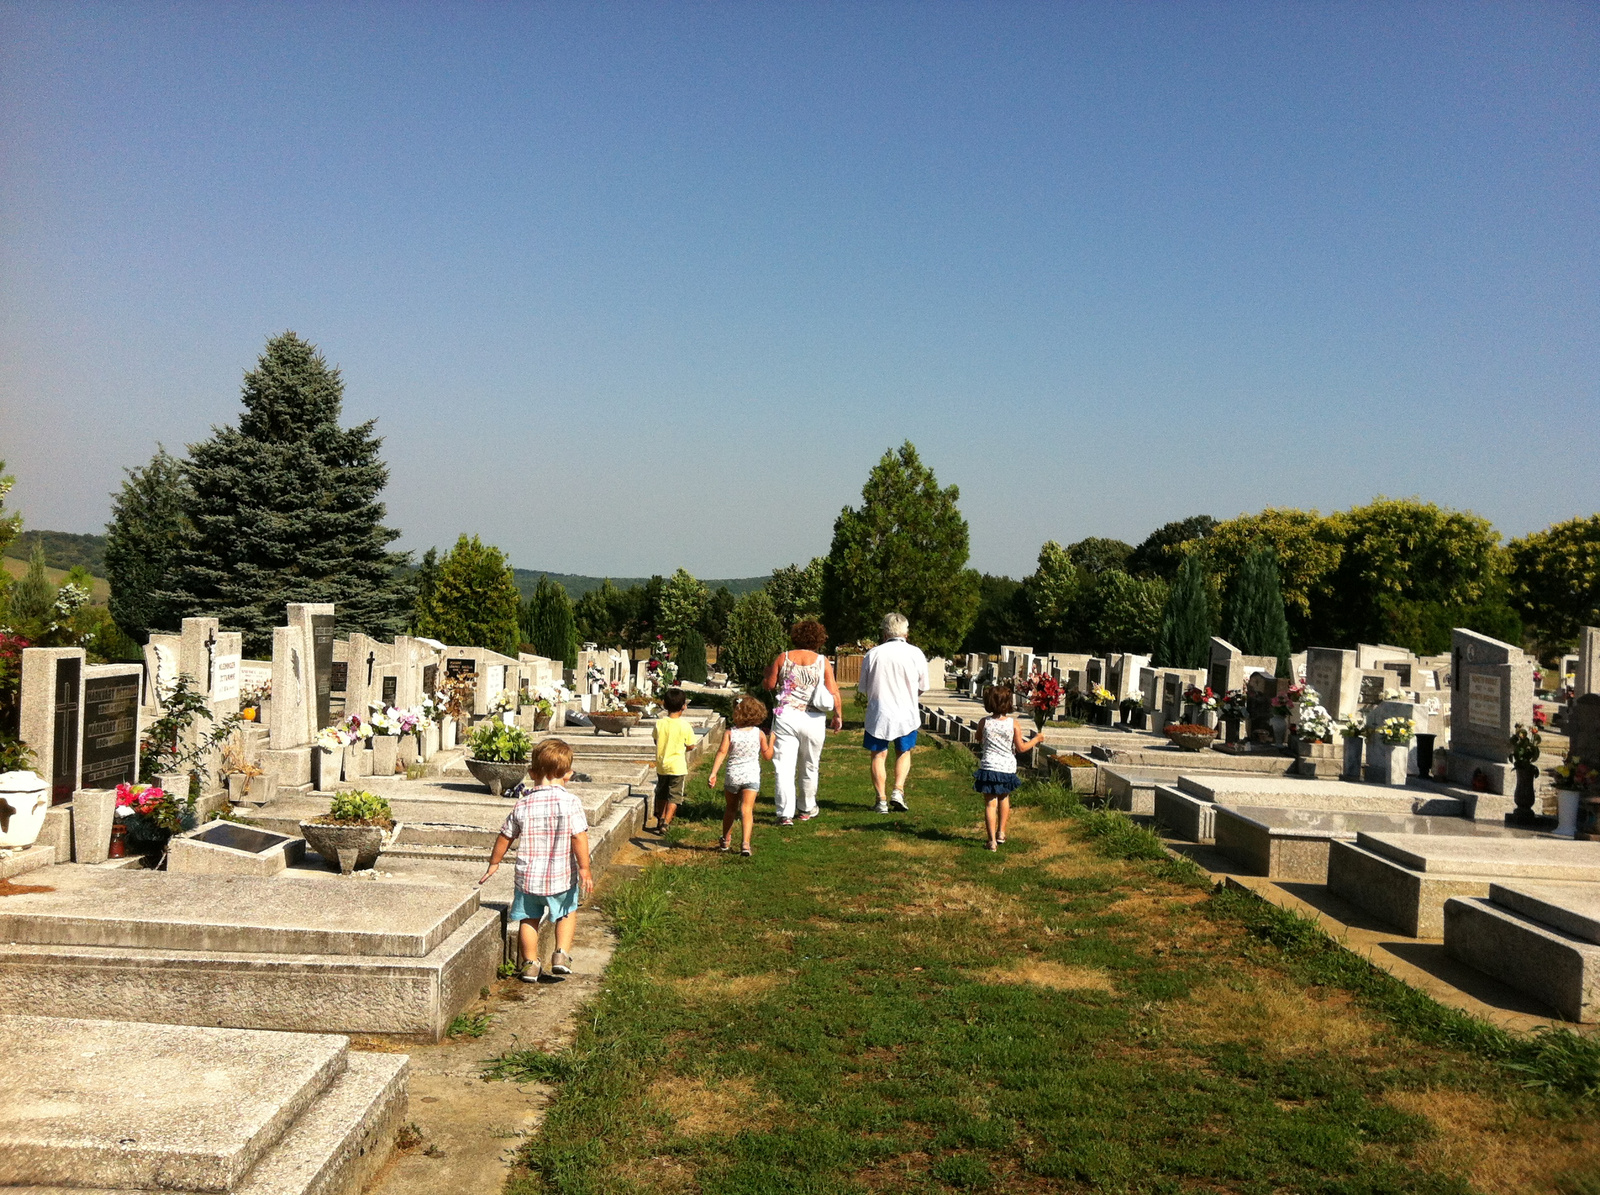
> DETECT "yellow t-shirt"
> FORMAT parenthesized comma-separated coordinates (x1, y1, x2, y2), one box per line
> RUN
(653, 716, 698, 776)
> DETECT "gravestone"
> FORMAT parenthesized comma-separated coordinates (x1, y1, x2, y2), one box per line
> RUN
(78, 665, 143, 791)
(261, 625, 313, 791)
(1358, 672, 1387, 707)
(1578, 627, 1600, 698)
(286, 603, 336, 742)
(1246, 671, 1277, 741)
(1571, 694, 1600, 765)
(1304, 648, 1359, 719)
(329, 660, 349, 720)
(1208, 637, 1244, 698)
(1381, 660, 1413, 689)
(1162, 673, 1182, 726)
(1140, 667, 1159, 715)
(423, 662, 438, 697)
(19, 648, 86, 806)
(1447, 628, 1534, 795)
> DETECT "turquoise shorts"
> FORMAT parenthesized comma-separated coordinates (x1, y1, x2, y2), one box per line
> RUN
(510, 881, 581, 924)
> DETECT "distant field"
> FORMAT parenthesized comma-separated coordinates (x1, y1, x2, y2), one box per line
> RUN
(1, 556, 111, 604)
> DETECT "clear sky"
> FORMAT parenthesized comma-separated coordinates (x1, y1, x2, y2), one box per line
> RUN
(2, 2, 1595, 579)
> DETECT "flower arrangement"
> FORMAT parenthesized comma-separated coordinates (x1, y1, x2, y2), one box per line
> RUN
(1184, 685, 1219, 712)
(1270, 691, 1293, 715)
(438, 674, 474, 721)
(1090, 686, 1116, 708)
(487, 688, 518, 716)
(314, 726, 346, 753)
(1016, 673, 1062, 729)
(1338, 715, 1367, 739)
(1553, 753, 1597, 792)
(1165, 723, 1216, 736)
(1377, 717, 1415, 746)
(1509, 723, 1541, 767)
(1121, 693, 1145, 712)
(586, 661, 607, 691)
(645, 637, 679, 696)
(467, 720, 533, 763)
(115, 781, 194, 845)
(240, 680, 271, 708)
(1296, 703, 1336, 743)
(1221, 689, 1249, 718)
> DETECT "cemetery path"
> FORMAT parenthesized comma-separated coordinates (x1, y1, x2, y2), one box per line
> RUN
(481, 730, 1600, 1195)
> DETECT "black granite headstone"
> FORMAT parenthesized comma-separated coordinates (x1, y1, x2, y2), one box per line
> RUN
(80, 673, 139, 790)
(50, 657, 82, 806)
(311, 613, 335, 733)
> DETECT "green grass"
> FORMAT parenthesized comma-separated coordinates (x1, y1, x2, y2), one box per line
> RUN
(447, 1009, 494, 1039)
(493, 733, 1600, 1194)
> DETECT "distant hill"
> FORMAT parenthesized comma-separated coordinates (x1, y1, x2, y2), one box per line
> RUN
(1, 531, 769, 605)
(4, 529, 107, 575)
(511, 569, 768, 601)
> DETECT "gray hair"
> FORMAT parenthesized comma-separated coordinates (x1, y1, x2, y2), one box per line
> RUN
(881, 612, 909, 639)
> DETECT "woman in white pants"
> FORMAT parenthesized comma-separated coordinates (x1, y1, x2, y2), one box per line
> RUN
(761, 620, 843, 825)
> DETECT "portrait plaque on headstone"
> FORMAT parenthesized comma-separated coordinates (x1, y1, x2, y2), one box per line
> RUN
(422, 663, 438, 695)
(1163, 675, 1180, 713)
(381, 676, 398, 706)
(310, 613, 335, 733)
(1209, 662, 1230, 697)
(1358, 674, 1384, 706)
(80, 673, 139, 789)
(51, 657, 82, 805)
(1468, 673, 1503, 730)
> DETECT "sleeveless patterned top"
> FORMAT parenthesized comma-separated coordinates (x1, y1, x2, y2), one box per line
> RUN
(979, 717, 1018, 774)
(775, 652, 825, 714)
(724, 725, 763, 789)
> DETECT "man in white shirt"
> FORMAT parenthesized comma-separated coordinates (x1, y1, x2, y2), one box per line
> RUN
(858, 612, 929, 813)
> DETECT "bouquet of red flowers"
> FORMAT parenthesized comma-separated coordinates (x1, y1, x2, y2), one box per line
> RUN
(1184, 685, 1219, 712)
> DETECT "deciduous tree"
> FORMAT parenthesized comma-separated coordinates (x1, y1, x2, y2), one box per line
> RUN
(821, 443, 980, 658)
(767, 558, 825, 629)
(1506, 514, 1600, 654)
(1127, 515, 1216, 580)
(658, 568, 709, 648)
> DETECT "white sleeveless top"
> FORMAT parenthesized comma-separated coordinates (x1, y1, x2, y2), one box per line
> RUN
(775, 652, 825, 715)
(724, 725, 763, 789)
(979, 716, 1017, 773)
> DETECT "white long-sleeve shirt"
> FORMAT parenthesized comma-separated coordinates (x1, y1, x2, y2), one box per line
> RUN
(859, 637, 929, 740)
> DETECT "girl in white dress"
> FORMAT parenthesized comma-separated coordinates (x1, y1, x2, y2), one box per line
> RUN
(975, 685, 1044, 851)
(707, 694, 774, 856)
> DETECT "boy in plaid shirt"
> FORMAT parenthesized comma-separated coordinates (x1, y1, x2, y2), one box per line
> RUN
(480, 738, 593, 982)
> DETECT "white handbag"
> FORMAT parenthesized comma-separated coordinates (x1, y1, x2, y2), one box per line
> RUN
(806, 653, 835, 714)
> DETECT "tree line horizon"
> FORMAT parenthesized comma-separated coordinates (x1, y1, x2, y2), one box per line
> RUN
(5, 332, 1596, 684)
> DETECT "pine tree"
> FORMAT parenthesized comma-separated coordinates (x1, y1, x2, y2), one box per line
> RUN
(10, 543, 55, 629)
(525, 575, 579, 668)
(105, 446, 187, 643)
(1225, 547, 1293, 677)
(722, 590, 787, 684)
(674, 628, 709, 683)
(414, 535, 521, 656)
(166, 332, 412, 655)
(821, 442, 980, 656)
(409, 548, 439, 635)
(699, 586, 736, 648)
(1153, 554, 1211, 669)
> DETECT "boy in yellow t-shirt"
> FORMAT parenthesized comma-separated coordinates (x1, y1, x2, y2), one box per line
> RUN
(651, 688, 699, 833)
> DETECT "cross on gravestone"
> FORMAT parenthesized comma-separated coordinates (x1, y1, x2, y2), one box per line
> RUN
(50, 656, 81, 805)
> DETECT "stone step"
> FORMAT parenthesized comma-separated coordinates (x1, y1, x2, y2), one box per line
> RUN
(0, 869, 480, 959)
(0, 907, 500, 1041)
(0, 1015, 346, 1190)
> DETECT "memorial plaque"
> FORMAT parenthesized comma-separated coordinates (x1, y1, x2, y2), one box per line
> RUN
(422, 663, 437, 695)
(1382, 661, 1412, 687)
(50, 657, 82, 806)
(80, 674, 139, 789)
(1309, 658, 1338, 699)
(211, 652, 241, 702)
(310, 613, 336, 734)
(1163, 676, 1180, 712)
(330, 662, 348, 692)
(1359, 674, 1384, 706)
(1468, 672, 1503, 730)
(1209, 662, 1230, 697)
(381, 676, 398, 706)
(447, 658, 476, 680)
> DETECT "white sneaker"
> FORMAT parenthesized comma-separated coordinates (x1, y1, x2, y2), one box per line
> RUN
(875, 800, 889, 813)
(890, 790, 908, 811)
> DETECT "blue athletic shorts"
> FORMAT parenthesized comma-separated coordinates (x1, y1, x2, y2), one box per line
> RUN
(863, 730, 918, 753)
(509, 881, 581, 924)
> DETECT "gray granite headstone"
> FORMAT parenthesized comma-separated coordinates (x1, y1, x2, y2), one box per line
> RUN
(1578, 627, 1600, 698)
(19, 647, 86, 806)
(1571, 694, 1600, 765)
(1305, 647, 1358, 718)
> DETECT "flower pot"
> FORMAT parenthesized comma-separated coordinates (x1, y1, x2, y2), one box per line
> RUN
(1415, 733, 1436, 778)
(299, 819, 390, 874)
(0, 771, 49, 849)
(341, 744, 361, 781)
(1223, 715, 1243, 745)
(589, 711, 642, 737)
(1131, 710, 1147, 730)
(1370, 742, 1410, 786)
(442, 720, 458, 750)
(400, 735, 419, 769)
(1555, 789, 1581, 838)
(108, 822, 127, 859)
(466, 758, 529, 796)
(534, 712, 551, 731)
(1342, 736, 1364, 780)
(1118, 707, 1131, 726)
(372, 735, 400, 776)
(1270, 715, 1288, 747)
(313, 746, 336, 790)
(1167, 731, 1215, 752)
(1509, 762, 1540, 826)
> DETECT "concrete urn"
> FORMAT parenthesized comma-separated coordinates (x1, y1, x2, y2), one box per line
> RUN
(299, 819, 394, 874)
(466, 758, 529, 797)
(0, 770, 50, 849)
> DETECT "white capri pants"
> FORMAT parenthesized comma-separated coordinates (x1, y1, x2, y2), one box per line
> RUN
(771, 707, 825, 819)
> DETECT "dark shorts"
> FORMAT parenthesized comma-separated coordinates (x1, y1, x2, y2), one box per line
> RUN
(863, 730, 918, 753)
(974, 768, 1020, 796)
(654, 773, 686, 803)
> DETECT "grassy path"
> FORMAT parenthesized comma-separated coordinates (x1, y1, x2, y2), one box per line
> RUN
(494, 731, 1600, 1194)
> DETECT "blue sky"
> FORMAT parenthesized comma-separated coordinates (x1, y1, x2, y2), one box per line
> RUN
(2, 2, 1595, 579)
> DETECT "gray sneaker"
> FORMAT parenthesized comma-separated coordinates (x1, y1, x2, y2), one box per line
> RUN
(519, 960, 541, 983)
(875, 800, 889, 813)
(550, 950, 572, 976)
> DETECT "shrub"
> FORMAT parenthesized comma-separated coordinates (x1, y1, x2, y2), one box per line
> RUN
(325, 789, 393, 825)
(468, 720, 532, 763)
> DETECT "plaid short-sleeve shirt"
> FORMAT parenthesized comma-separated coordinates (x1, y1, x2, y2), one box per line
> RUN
(499, 784, 589, 895)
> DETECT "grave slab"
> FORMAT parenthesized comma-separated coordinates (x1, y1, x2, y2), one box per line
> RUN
(1357, 832, 1600, 880)
(1175, 773, 1467, 816)
(0, 844, 54, 880)
(1445, 897, 1600, 1022)
(0, 1015, 345, 1191)
(1488, 882, 1600, 946)
(167, 821, 306, 877)
(0, 869, 478, 958)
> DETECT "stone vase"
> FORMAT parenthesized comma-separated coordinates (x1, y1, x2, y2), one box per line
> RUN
(1555, 790, 1581, 838)
(72, 787, 118, 864)
(1510, 763, 1540, 826)
(400, 735, 419, 769)
(423, 721, 440, 758)
(342, 744, 361, 781)
(1270, 715, 1288, 747)
(1196, 709, 1218, 731)
(442, 720, 458, 750)
(1372, 741, 1410, 786)
(1342, 736, 1364, 780)
(371, 735, 400, 776)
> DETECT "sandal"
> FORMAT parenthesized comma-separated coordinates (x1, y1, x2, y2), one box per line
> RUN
(740, 846, 752, 857)
(718, 836, 731, 852)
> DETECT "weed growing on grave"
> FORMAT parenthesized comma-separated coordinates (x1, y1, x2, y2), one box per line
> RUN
(447, 1009, 493, 1039)
(499, 735, 1600, 1194)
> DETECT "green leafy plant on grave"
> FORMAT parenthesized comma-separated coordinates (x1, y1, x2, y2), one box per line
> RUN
(467, 720, 532, 763)
(317, 789, 393, 827)
(138, 674, 244, 784)
(447, 1010, 493, 1039)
